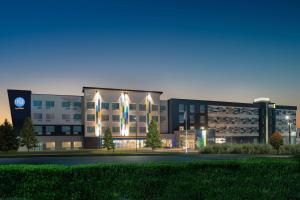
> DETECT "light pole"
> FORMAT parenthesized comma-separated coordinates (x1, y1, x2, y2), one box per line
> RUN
(135, 116, 137, 152)
(285, 115, 292, 145)
(185, 106, 188, 154)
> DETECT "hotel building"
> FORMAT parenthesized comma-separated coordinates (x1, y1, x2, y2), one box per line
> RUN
(7, 87, 297, 150)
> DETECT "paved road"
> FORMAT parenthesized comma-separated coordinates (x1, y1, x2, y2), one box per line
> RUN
(0, 154, 270, 166)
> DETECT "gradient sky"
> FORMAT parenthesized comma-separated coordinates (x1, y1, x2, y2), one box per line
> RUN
(0, 0, 299, 127)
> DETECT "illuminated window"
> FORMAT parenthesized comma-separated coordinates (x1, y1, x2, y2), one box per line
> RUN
(62, 142, 71, 149)
(87, 114, 95, 122)
(73, 141, 82, 148)
(112, 103, 119, 110)
(86, 102, 95, 109)
(179, 126, 184, 131)
(46, 142, 55, 149)
(190, 126, 195, 131)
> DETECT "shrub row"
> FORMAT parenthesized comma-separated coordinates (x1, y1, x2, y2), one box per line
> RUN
(0, 158, 299, 200)
(199, 144, 300, 154)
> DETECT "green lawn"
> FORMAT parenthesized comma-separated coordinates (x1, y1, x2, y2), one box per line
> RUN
(0, 157, 299, 200)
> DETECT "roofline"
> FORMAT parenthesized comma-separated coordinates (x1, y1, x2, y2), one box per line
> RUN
(82, 86, 163, 94)
(32, 93, 82, 97)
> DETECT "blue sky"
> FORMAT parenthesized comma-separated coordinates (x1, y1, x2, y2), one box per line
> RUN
(0, 0, 299, 126)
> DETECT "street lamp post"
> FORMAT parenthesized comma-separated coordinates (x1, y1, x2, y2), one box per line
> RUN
(135, 116, 138, 152)
(285, 116, 292, 145)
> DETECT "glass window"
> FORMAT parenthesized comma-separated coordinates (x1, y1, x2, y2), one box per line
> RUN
(33, 100, 42, 107)
(73, 102, 82, 108)
(34, 126, 43, 135)
(160, 116, 166, 122)
(152, 105, 158, 111)
(73, 126, 82, 133)
(200, 105, 206, 114)
(130, 115, 136, 122)
(130, 126, 137, 133)
(62, 126, 71, 134)
(46, 126, 55, 134)
(101, 102, 109, 110)
(46, 113, 55, 120)
(160, 105, 166, 111)
(179, 104, 185, 112)
(190, 105, 195, 113)
(73, 114, 82, 120)
(87, 114, 95, 122)
(73, 141, 82, 148)
(139, 104, 146, 111)
(200, 116, 206, 124)
(62, 101, 71, 108)
(112, 115, 120, 122)
(179, 114, 184, 123)
(62, 114, 71, 120)
(46, 101, 55, 109)
(101, 114, 109, 121)
(112, 126, 120, 133)
(139, 127, 146, 133)
(87, 102, 95, 109)
(139, 115, 146, 122)
(87, 126, 95, 133)
(130, 104, 136, 110)
(33, 113, 42, 120)
(190, 115, 195, 123)
(152, 116, 158, 122)
(112, 103, 119, 110)
(62, 142, 71, 149)
(46, 142, 55, 149)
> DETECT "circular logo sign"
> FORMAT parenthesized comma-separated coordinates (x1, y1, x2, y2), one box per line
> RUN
(14, 97, 25, 108)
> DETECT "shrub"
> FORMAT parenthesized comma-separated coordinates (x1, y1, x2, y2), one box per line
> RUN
(199, 144, 276, 154)
(270, 132, 283, 154)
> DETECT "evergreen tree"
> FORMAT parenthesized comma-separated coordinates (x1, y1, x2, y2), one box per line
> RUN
(103, 128, 115, 151)
(0, 119, 19, 151)
(20, 117, 38, 152)
(145, 120, 162, 150)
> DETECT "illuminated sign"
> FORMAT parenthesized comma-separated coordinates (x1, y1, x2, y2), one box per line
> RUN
(253, 97, 270, 103)
(14, 97, 25, 109)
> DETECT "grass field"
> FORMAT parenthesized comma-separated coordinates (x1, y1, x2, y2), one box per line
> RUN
(0, 157, 299, 200)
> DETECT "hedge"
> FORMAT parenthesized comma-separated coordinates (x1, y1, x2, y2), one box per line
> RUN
(0, 158, 299, 200)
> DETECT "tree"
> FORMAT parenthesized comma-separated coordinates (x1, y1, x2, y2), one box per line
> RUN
(103, 128, 115, 151)
(145, 120, 162, 150)
(20, 117, 38, 152)
(0, 119, 19, 151)
(270, 132, 283, 154)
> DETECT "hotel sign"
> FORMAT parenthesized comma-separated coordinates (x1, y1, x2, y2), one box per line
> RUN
(14, 97, 25, 109)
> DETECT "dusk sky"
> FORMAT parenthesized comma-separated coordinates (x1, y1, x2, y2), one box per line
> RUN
(0, 0, 299, 127)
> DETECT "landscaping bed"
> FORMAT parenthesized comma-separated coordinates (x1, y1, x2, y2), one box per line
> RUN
(0, 158, 299, 200)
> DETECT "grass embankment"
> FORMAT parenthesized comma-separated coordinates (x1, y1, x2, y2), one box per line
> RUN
(0, 158, 299, 200)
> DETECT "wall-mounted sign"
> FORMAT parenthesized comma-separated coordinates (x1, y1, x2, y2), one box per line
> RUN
(14, 97, 25, 109)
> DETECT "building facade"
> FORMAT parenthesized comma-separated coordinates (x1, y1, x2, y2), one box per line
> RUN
(7, 88, 297, 150)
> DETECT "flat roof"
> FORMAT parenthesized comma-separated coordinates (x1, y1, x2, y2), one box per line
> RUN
(82, 86, 163, 94)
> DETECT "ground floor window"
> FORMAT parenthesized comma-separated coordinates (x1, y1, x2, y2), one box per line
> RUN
(113, 139, 145, 149)
(73, 141, 82, 148)
(46, 142, 55, 150)
(62, 142, 71, 149)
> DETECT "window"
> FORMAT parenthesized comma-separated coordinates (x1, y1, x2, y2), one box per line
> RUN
(190, 115, 195, 123)
(73, 126, 82, 134)
(130, 126, 137, 133)
(139, 104, 146, 111)
(200, 116, 206, 124)
(62, 114, 71, 120)
(87, 126, 95, 133)
(33, 100, 42, 108)
(139, 115, 146, 122)
(62, 126, 71, 134)
(33, 113, 42, 120)
(34, 126, 43, 135)
(179, 126, 184, 131)
(190, 105, 195, 113)
(101, 102, 109, 110)
(139, 127, 146, 133)
(73, 141, 82, 148)
(73, 102, 82, 108)
(130, 115, 136, 122)
(87, 114, 95, 122)
(102, 127, 108, 133)
(152, 105, 158, 111)
(87, 102, 95, 109)
(190, 126, 195, 131)
(112, 103, 119, 110)
(46, 113, 54, 120)
(112, 126, 120, 133)
(200, 105, 206, 114)
(179, 104, 185, 112)
(46, 126, 55, 135)
(152, 116, 158, 122)
(46, 142, 55, 149)
(160, 105, 166, 111)
(73, 114, 82, 121)
(179, 114, 184, 123)
(160, 116, 166, 122)
(112, 115, 120, 122)
(130, 104, 136, 110)
(46, 101, 55, 109)
(62, 101, 71, 108)
(101, 114, 109, 121)
(62, 142, 71, 149)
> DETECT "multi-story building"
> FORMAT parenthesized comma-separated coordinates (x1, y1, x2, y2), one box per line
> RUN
(7, 87, 297, 150)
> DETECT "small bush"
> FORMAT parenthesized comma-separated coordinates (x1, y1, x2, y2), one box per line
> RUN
(200, 144, 276, 154)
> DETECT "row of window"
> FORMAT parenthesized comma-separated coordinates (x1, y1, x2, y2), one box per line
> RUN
(33, 113, 82, 121)
(178, 114, 206, 124)
(87, 102, 160, 111)
(44, 141, 82, 149)
(33, 100, 82, 109)
(179, 104, 206, 113)
(86, 126, 147, 133)
(86, 114, 159, 122)
(34, 126, 82, 135)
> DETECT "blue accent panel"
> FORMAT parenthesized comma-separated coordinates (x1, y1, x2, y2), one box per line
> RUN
(7, 89, 32, 135)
